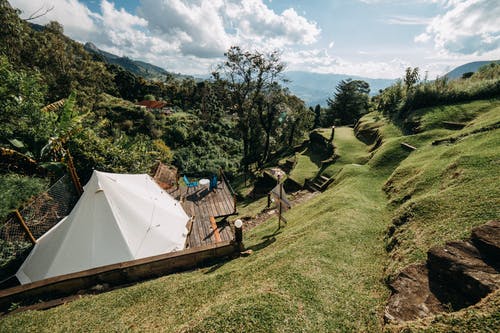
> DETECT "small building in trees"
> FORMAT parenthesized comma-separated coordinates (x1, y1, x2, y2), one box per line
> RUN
(135, 100, 172, 115)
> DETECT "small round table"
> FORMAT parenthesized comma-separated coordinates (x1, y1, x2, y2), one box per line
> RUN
(199, 178, 210, 189)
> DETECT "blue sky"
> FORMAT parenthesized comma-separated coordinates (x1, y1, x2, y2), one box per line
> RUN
(9, 0, 500, 78)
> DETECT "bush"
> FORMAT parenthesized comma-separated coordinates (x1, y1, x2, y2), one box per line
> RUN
(0, 174, 48, 222)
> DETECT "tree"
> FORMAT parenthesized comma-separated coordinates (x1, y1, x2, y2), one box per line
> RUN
(326, 79, 370, 125)
(404, 67, 420, 92)
(313, 104, 321, 128)
(214, 46, 286, 173)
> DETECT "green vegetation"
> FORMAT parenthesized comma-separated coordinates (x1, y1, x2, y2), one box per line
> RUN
(383, 99, 500, 277)
(288, 146, 326, 185)
(326, 79, 370, 125)
(373, 64, 500, 125)
(0, 174, 48, 222)
(0, 126, 392, 332)
(2, 96, 499, 332)
(323, 127, 370, 177)
(1, 1, 499, 331)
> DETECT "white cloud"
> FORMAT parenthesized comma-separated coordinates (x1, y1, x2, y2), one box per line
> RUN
(225, 0, 320, 49)
(136, 0, 320, 57)
(386, 15, 432, 25)
(138, 0, 231, 58)
(283, 48, 414, 79)
(10, 0, 97, 40)
(416, 0, 500, 56)
(10, 0, 320, 72)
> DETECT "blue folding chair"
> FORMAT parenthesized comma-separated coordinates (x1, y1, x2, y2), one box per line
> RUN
(183, 175, 198, 192)
(209, 175, 218, 191)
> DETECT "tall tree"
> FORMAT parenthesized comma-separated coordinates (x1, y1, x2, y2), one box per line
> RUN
(313, 104, 321, 129)
(326, 79, 370, 125)
(214, 46, 285, 173)
(404, 67, 420, 92)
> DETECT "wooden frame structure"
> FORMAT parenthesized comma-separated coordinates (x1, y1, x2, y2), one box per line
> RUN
(0, 241, 240, 312)
(0, 168, 241, 313)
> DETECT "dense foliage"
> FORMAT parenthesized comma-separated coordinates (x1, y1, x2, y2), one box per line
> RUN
(214, 46, 313, 173)
(373, 64, 500, 127)
(0, 1, 312, 220)
(326, 79, 370, 125)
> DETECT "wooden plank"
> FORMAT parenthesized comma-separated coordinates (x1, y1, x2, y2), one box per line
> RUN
(401, 142, 417, 151)
(209, 216, 221, 243)
(219, 186, 233, 215)
(0, 241, 238, 312)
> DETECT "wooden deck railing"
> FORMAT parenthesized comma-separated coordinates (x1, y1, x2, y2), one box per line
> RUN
(219, 168, 237, 212)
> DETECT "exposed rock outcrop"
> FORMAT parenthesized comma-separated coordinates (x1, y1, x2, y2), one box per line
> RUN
(385, 220, 500, 324)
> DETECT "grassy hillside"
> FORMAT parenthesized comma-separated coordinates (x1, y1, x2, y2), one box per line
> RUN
(1, 99, 499, 331)
(0, 126, 393, 332)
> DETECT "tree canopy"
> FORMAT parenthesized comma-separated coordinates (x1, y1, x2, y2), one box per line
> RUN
(326, 79, 370, 125)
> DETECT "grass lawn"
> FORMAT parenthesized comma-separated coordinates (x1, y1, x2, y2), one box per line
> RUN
(323, 127, 371, 178)
(2, 100, 499, 332)
(0, 128, 393, 332)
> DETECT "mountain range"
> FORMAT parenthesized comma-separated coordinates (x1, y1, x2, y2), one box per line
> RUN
(82, 42, 498, 107)
(83, 42, 191, 81)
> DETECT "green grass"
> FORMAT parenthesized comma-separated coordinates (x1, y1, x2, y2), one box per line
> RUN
(382, 101, 500, 277)
(323, 127, 371, 178)
(288, 146, 327, 186)
(0, 127, 393, 332)
(2, 100, 499, 332)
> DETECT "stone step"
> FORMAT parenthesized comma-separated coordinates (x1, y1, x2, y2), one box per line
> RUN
(385, 220, 500, 323)
(384, 264, 446, 323)
(471, 220, 500, 268)
(319, 175, 330, 182)
(306, 182, 321, 192)
(427, 240, 500, 309)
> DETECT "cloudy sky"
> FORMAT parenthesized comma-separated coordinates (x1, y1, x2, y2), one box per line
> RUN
(9, 0, 500, 79)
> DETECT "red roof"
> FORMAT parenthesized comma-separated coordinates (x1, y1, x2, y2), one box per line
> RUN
(136, 100, 168, 109)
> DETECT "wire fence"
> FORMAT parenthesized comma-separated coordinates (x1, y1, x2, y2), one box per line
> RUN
(0, 174, 79, 276)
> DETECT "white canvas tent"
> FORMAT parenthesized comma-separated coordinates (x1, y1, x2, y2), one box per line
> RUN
(16, 171, 190, 284)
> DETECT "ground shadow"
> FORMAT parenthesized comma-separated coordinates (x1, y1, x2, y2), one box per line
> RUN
(248, 236, 276, 252)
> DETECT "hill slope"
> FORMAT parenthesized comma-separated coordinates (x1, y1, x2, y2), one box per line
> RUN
(1, 99, 499, 331)
(83, 42, 191, 81)
(445, 60, 500, 80)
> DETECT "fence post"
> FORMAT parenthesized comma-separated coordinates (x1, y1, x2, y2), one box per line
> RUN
(14, 210, 36, 244)
(66, 149, 83, 196)
(234, 219, 243, 250)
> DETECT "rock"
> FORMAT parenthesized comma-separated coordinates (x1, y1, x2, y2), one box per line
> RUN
(471, 220, 500, 268)
(385, 220, 500, 323)
(384, 264, 446, 323)
(427, 241, 500, 309)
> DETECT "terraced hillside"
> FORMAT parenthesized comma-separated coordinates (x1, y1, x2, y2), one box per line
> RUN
(1, 99, 499, 332)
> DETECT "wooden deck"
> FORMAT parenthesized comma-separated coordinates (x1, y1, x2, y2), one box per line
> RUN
(167, 180, 237, 248)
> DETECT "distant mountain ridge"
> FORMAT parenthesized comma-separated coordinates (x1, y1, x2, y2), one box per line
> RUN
(83, 42, 191, 81)
(283, 71, 395, 106)
(444, 60, 500, 80)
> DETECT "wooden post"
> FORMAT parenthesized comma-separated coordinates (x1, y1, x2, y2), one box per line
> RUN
(278, 175, 282, 228)
(267, 193, 271, 208)
(330, 126, 335, 142)
(234, 219, 243, 249)
(233, 194, 237, 213)
(65, 149, 83, 196)
(14, 210, 36, 244)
